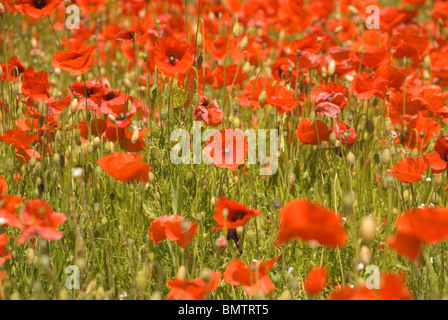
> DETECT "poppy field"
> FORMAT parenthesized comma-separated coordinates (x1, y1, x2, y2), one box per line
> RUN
(1, 0, 448, 301)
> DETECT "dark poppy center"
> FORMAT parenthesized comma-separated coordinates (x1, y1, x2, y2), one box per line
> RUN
(202, 100, 210, 107)
(230, 210, 246, 222)
(168, 54, 178, 65)
(85, 88, 94, 97)
(34, 0, 46, 9)
(106, 92, 116, 100)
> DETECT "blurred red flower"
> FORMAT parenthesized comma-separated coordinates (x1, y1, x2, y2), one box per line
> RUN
(213, 197, 262, 231)
(148, 215, 198, 248)
(97, 152, 151, 183)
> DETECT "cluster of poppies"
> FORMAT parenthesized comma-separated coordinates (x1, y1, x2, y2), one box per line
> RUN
(2, 0, 448, 300)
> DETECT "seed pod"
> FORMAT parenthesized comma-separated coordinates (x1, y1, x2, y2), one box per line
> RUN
(328, 59, 336, 76)
(359, 245, 371, 264)
(242, 61, 251, 75)
(381, 148, 391, 165)
(258, 90, 267, 104)
(360, 216, 376, 242)
(196, 32, 203, 46)
(346, 151, 356, 165)
(240, 35, 248, 50)
(232, 22, 240, 38)
(384, 117, 392, 132)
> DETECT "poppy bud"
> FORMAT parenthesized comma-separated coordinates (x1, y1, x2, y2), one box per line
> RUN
(321, 66, 327, 78)
(346, 151, 355, 165)
(131, 129, 139, 144)
(253, 290, 266, 300)
(360, 216, 376, 242)
(258, 90, 267, 104)
(26, 248, 34, 265)
(329, 132, 337, 145)
(345, 75, 354, 82)
(196, 32, 203, 46)
(93, 136, 101, 148)
(236, 226, 244, 236)
(328, 60, 336, 76)
(278, 290, 291, 300)
(70, 98, 78, 113)
(86, 279, 97, 294)
(0, 3, 4, 16)
(359, 245, 371, 264)
(101, 217, 108, 225)
(108, 114, 116, 123)
(87, 142, 94, 154)
(435, 173, 443, 186)
(384, 117, 392, 132)
(423, 55, 431, 68)
(199, 268, 212, 283)
(195, 212, 203, 222)
(211, 196, 216, 206)
(214, 236, 227, 253)
(123, 78, 132, 89)
(29, 156, 37, 168)
(240, 35, 248, 50)
(232, 22, 241, 38)
(381, 148, 391, 165)
(243, 61, 251, 75)
(309, 110, 316, 122)
(403, 189, 410, 201)
(53, 153, 60, 165)
(288, 172, 296, 185)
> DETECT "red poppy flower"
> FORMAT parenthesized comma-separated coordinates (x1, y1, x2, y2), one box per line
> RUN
(194, 96, 224, 127)
(20, 67, 50, 103)
(0, 176, 6, 197)
(310, 83, 348, 110)
(166, 271, 222, 300)
(265, 84, 297, 115)
(375, 65, 405, 91)
(15, 0, 63, 20)
(0, 234, 11, 265)
(0, 195, 24, 229)
(0, 129, 39, 150)
(423, 134, 448, 173)
(212, 197, 262, 231)
(392, 33, 429, 66)
(69, 80, 108, 112)
(237, 77, 271, 109)
(18, 199, 67, 243)
(97, 152, 150, 183)
(204, 129, 249, 169)
(153, 38, 194, 78)
(333, 119, 357, 147)
(388, 206, 448, 261)
(328, 272, 413, 300)
(304, 266, 328, 296)
(296, 118, 331, 145)
(51, 45, 97, 76)
(47, 96, 71, 116)
(411, 85, 448, 114)
(148, 215, 198, 248)
(0, 56, 26, 82)
(275, 199, 347, 247)
(212, 64, 248, 89)
(385, 157, 427, 183)
(350, 73, 388, 100)
(224, 257, 278, 295)
(115, 28, 137, 42)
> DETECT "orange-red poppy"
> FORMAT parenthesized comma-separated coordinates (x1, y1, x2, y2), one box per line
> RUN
(0, 176, 6, 197)
(304, 266, 328, 296)
(97, 152, 151, 183)
(0, 194, 24, 229)
(51, 45, 98, 76)
(0, 234, 11, 265)
(386, 157, 428, 183)
(20, 67, 50, 103)
(203, 129, 249, 169)
(194, 96, 224, 127)
(296, 118, 331, 145)
(333, 119, 357, 147)
(328, 272, 413, 300)
(18, 199, 67, 243)
(166, 271, 222, 300)
(388, 206, 448, 261)
(0, 56, 26, 82)
(224, 257, 278, 295)
(153, 38, 194, 78)
(423, 134, 448, 173)
(212, 197, 262, 231)
(350, 73, 388, 100)
(148, 215, 198, 248)
(275, 199, 347, 247)
(15, 0, 62, 20)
